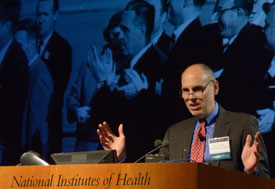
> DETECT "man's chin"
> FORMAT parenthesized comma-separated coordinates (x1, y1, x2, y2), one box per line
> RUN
(189, 109, 202, 117)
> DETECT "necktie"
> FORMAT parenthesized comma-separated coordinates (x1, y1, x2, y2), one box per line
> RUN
(168, 33, 176, 53)
(37, 39, 43, 55)
(222, 38, 229, 53)
(190, 119, 206, 163)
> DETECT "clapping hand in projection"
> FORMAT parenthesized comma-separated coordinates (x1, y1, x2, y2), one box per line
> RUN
(117, 68, 148, 99)
(87, 46, 118, 89)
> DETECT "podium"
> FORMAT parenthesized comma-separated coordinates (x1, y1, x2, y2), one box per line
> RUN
(0, 162, 274, 188)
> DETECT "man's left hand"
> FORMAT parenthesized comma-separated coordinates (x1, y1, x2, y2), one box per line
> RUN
(241, 131, 261, 174)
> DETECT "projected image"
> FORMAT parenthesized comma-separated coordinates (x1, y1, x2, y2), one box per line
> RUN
(0, 0, 274, 177)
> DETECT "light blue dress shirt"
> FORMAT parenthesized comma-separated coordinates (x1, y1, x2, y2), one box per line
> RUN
(190, 102, 219, 163)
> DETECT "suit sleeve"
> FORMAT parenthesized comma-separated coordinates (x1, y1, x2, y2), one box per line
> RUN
(28, 71, 54, 159)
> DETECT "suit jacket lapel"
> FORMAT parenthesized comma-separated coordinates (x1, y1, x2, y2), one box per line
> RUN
(182, 118, 197, 159)
(41, 31, 56, 59)
(172, 18, 201, 54)
(211, 105, 231, 166)
(0, 40, 15, 73)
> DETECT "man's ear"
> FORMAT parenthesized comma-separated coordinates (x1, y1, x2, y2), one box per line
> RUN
(3, 20, 12, 32)
(213, 80, 219, 95)
(53, 10, 59, 22)
(236, 7, 244, 17)
(161, 12, 168, 24)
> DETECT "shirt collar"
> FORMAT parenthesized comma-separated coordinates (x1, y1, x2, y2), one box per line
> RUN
(130, 42, 152, 68)
(228, 33, 238, 45)
(173, 17, 197, 42)
(39, 31, 53, 55)
(268, 56, 275, 78)
(197, 102, 219, 125)
(0, 39, 13, 66)
(151, 30, 163, 45)
(28, 54, 39, 67)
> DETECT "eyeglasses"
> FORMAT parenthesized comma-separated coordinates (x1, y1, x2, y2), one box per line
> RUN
(216, 6, 238, 16)
(179, 80, 214, 99)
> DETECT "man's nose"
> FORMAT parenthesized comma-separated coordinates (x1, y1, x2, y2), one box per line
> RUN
(38, 15, 45, 23)
(114, 30, 123, 39)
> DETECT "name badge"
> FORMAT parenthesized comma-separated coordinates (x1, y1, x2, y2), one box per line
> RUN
(208, 136, 231, 161)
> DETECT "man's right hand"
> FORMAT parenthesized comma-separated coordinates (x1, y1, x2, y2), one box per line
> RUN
(76, 106, 91, 123)
(97, 122, 126, 161)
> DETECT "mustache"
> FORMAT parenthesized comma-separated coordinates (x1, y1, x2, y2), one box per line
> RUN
(109, 39, 125, 50)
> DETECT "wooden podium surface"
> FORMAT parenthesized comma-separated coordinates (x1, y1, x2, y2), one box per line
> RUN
(0, 162, 274, 188)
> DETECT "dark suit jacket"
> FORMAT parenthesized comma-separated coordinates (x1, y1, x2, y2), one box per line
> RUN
(160, 105, 270, 177)
(0, 40, 29, 165)
(21, 56, 54, 159)
(154, 31, 171, 57)
(41, 31, 72, 153)
(216, 23, 273, 116)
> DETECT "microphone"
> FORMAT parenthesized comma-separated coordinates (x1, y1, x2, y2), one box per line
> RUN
(198, 133, 205, 142)
(19, 151, 49, 166)
(154, 139, 162, 147)
(134, 139, 169, 163)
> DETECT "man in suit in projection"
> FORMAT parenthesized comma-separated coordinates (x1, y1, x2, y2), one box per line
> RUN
(15, 19, 54, 159)
(36, 0, 72, 154)
(0, 1, 30, 165)
(67, 60, 99, 152)
(258, 1, 275, 178)
(145, 0, 171, 56)
(97, 64, 270, 178)
(90, 1, 167, 161)
(214, 0, 272, 119)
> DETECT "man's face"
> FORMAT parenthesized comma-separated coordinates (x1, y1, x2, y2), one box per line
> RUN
(146, 0, 166, 33)
(15, 30, 28, 49)
(15, 30, 36, 59)
(0, 19, 8, 41)
(36, 0, 57, 38)
(249, 0, 265, 26)
(0, 18, 11, 49)
(166, 0, 184, 26)
(181, 67, 218, 119)
(264, 8, 275, 52)
(217, 0, 240, 38)
(109, 11, 146, 59)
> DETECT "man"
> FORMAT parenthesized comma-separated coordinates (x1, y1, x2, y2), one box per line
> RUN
(36, 0, 72, 154)
(249, 0, 273, 28)
(90, 2, 167, 161)
(67, 59, 98, 152)
(0, 1, 29, 165)
(214, 0, 273, 120)
(262, 2, 275, 127)
(145, 0, 171, 56)
(15, 19, 54, 159)
(97, 64, 270, 177)
(259, 1, 275, 178)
